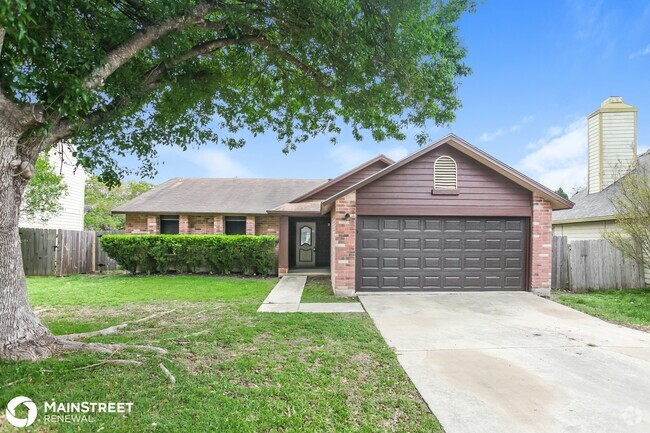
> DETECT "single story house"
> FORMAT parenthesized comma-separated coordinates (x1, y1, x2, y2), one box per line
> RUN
(114, 134, 572, 296)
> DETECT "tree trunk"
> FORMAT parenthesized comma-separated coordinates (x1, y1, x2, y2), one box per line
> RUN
(0, 116, 57, 361)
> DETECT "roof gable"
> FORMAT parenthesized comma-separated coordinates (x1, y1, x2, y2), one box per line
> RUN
(321, 134, 574, 211)
(291, 155, 393, 203)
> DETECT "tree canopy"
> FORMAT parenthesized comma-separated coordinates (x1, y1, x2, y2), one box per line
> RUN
(85, 177, 154, 230)
(21, 153, 68, 223)
(0, 0, 475, 361)
(1, 0, 474, 185)
(554, 187, 569, 200)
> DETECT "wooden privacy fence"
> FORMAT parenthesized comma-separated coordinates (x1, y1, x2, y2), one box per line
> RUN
(552, 236, 644, 291)
(19, 228, 122, 276)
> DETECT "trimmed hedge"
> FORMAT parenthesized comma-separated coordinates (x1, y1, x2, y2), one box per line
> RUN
(100, 234, 278, 275)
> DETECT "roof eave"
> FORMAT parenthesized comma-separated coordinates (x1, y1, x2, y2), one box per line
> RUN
(552, 215, 617, 225)
(290, 154, 394, 203)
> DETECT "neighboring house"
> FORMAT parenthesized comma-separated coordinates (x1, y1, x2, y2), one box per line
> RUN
(553, 96, 647, 282)
(553, 96, 638, 240)
(19, 144, 86, 231)
(114, 134, 572, 296)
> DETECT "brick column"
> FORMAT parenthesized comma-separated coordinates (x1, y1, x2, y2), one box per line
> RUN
(331, 192, 356, 296)
(146, 215, 159, 234)
(531, 194, 553, 296)
(213, 215, 224, 234)
(278, 216, 289, 276)
(179, 214, 189, 234)
(246, 215, 256, 235)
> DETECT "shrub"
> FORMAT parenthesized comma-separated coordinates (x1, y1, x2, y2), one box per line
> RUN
(100, 234, 278, 275)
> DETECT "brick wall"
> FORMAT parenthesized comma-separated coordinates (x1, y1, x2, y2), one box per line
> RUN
(213, 215, 224, 234)
(246, 215, 256, 235)
(331, 192, 356, 296)
(125, 213, 159, 234)
(531, 194, 553, 295)
(178, 215, 189, 234)
(187, 215, 215, 234)
(146, 215, 160, 234)
(255, 215, 280, 236)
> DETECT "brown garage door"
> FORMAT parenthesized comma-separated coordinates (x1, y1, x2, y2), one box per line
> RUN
(357, 217, 528, 291)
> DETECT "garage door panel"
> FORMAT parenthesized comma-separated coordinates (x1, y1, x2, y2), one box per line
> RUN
(361, 257, 379, 269)
(383, 219, 400, 230)
(383, 238, 399, 249)
(361, 218, 380, 230)
(357, 216, 527, 291)
(381, 276, 400, 288)
(403, 238, 422, 250)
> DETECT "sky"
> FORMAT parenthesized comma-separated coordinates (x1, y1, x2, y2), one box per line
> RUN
(129, 0, 650, 194)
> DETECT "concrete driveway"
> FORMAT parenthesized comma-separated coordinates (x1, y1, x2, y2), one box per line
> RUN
(359, 292, 650, 433)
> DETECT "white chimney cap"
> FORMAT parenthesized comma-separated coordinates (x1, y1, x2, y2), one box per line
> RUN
(602, 96, 624, 106)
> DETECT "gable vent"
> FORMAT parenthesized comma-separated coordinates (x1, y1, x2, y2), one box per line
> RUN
(433, 156, 458, 189)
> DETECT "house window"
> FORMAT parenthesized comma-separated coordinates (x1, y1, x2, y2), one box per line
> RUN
(225, 216, 247, 235)
(433, 156, 458, 190)
(160, 215, 179, 234)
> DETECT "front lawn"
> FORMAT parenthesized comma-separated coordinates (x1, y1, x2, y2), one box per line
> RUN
(554, 288, 650, 331)
(0, 274, 440, 432)
(300, 276, 357, 303)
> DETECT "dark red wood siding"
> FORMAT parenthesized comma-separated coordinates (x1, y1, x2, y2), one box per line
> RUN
(300, 161, 388, 202)
(356, 144, 532, 216)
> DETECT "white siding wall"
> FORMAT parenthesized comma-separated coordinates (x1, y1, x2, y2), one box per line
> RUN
(552, 221, 617, 241)
(587, 114, 600, 194)
(601, 111, 636, 188)
(19, 145, 86, 231)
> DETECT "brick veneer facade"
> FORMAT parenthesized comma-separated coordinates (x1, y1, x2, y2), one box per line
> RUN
(255, 215, 280, 236)
(331, 192, 356, 296)
(246, 216, 256, 235)
(125, 213, 160, 234)
(213, 215, 224, 234)
(187, 215, 215, 234)
(531, 194, 553, 295)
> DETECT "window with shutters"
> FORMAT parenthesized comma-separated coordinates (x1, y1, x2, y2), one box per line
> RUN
(433, 156, 458, 190)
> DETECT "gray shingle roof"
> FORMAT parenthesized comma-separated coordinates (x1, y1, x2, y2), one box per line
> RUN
(553, 150, 650, 222)
(113, 178, 327, 214)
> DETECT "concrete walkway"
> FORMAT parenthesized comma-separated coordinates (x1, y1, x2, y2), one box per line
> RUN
(360, 292, 650, 433)
(257, 276, 364, 313)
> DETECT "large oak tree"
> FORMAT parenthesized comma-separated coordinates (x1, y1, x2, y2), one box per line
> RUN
(0, 0, 473, 360)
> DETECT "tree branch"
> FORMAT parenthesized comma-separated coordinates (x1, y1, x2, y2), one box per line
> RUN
(0, 27, 5, 55)
(36, 32, 331, 148)
(83, 3, 221, 89)
(243, 36, 332, 92)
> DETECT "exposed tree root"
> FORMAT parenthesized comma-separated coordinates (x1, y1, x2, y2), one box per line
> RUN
(73, 359, 143, 371)
(55, 338, 168, 355)
(159, 362, 176, 384)
(60, 309, 176, 340)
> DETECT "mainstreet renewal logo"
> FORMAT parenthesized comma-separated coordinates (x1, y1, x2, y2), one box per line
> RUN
(5, 396, 37, 428)
(5, 396, 134, 427)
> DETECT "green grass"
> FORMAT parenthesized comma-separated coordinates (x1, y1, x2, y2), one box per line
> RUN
(1, 274, 440, 432)
(300, 277, 357, 303)
(554, 288, 650, 330)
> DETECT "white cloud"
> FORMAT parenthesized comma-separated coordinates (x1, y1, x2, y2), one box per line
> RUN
(328, 143, 410, 172)
(517, 118, 587, 191)
(478, 116, 533, 142)
(630, 44, 650, 59)
(184, 148, 254, 178)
